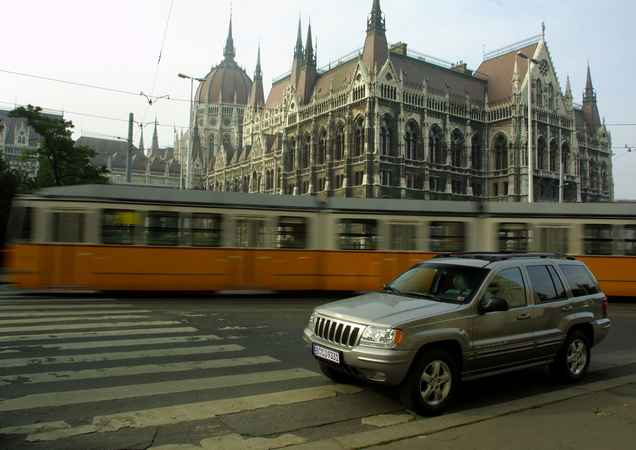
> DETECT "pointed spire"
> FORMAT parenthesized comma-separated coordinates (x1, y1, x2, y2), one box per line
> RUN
(223, 14, 236, 61)
(138, 128, 145, 153)
(251, 43, 265, 107)
(151, 118, 159, 157)
(367, 0, 386, 33)
(361, 0, 388, 70)
(583, 63, 596, 105)
(304, 20, 315, 67)
(294, 15, 304, 60)
(254, 43, 263, 81)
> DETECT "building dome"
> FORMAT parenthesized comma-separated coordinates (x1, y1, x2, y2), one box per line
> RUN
(195, 18, 252, 105)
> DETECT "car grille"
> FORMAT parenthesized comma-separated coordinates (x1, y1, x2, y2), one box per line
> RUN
(314, 316, 363, 348)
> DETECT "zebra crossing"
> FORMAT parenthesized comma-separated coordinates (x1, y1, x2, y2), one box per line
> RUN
(0, 295, 367, 449)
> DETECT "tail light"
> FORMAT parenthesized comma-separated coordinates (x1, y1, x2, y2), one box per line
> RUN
(602, 296, 609, 318)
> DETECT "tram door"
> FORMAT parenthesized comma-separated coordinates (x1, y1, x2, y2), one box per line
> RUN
(47, 211, 88, 288)
(232, 218, 269, 289)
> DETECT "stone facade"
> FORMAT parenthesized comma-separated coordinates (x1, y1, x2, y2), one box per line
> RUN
(177, 0, 612, 202)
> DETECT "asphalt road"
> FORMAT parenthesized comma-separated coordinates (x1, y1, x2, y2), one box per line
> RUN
(0, 288, 634, 450)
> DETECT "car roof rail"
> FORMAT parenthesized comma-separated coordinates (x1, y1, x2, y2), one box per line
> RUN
(431, 251, 577, 262)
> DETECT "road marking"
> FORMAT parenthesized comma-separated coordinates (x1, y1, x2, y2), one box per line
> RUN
(0, 321, 181, 334)
(0, 356, 280, 385)
(2, 334, 222, 351)
(0, 327, 198, 342)
(0, 368, 322, 412)
(0, 309, 152, 317)
(0, 315, 150, 325)
(0, 383, 361, 441)
(0, 344, 244, 368)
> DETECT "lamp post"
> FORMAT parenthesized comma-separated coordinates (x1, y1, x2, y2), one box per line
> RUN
(517, 52, 540, 202)
(178, 73, 206, 189)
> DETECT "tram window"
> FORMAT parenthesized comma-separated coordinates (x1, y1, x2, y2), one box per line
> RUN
(430, 222, 466, 252)
(146, 212, 180, 246)
(498, 223, 529, 252)
(558, 264, 599, 297)
(235, 219, 268, 248)
(540, 227, 569, 253)
(390, 224, 418, 250)
(102, 210, 139, 245)
(5, 207, 33, 244)
(277, 217, 307, 249)
(338, 219, 378, 250)
(189, 214, 222, 247)
(527, 265, 567, 302)
(583, 224, 613, 255)
(617, 225, 636, 256)
(51, 212, 85, 243)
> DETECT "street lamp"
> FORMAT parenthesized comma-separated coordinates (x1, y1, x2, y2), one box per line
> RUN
(178, 73, 206, 189)
(517, 52, 540, 202)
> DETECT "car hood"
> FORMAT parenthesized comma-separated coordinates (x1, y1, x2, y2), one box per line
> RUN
(315, 292, 462, 327)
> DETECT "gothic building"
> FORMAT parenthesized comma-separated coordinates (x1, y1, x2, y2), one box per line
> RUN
(175, 0, 612, 202)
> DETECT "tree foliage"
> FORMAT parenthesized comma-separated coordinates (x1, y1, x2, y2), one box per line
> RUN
(0, 150, 23, 265)
(8, 105, 110, 188)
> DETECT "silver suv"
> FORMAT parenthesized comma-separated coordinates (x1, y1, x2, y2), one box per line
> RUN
(303, 252, 611, 415)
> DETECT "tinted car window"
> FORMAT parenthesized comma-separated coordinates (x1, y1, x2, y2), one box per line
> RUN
(527, 265, 566, 302)
(485, 267, 526, 307)
(558, 264, 600, 296)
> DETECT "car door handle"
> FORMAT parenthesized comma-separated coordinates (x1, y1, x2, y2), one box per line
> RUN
(562, 306, 574, 312)
(517, 313, 532, 320)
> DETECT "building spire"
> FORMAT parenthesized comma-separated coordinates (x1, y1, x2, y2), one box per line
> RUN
(361, 0, 388, 70)
(223, 14, 236, 61)
(583, 62, 596, 105)
(294, 15, 304, 60)
(367, 0, 386, 34)
(304, 20, 315, 66)
(250, 43, 265, 107)
(150, 118, 159, 158)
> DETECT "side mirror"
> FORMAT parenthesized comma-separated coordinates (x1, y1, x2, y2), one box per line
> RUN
(479, 296, 510, 314)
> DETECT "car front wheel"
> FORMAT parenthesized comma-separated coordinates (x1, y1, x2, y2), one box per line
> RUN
(398, 348, 458, 416)
(550, 330, 590, 382)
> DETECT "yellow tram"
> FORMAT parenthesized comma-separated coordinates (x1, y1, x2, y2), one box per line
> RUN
(3, 184, 636, 297)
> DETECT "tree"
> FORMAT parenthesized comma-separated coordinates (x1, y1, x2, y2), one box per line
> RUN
(0, 150, 23, 266)
(8, 105, 109, 188)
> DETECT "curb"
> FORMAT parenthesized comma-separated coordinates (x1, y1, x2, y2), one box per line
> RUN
(292, 373, 636, 449)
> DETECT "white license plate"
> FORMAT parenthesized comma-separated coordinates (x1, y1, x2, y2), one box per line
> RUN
(313, 344, 341, 364)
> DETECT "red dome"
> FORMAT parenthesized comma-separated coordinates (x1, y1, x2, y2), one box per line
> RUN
(196, 59, 252, 105)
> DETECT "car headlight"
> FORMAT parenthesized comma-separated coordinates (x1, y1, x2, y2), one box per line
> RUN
(359, 326, 403, 349)
(308, 311, 317, 332)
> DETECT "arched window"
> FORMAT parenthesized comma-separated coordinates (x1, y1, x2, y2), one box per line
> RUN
(209, 135, 215, 157)
(335, 123, 345, 161)
(549, 139, 558, 172)
(354, 118, 364, 157)
(589, 160, 597, 190)
(451, 130, 463, 167)
(494, 135, 508, 170)
(301, 135, 311, 169)
(548, 83, 555, 110)
(429, 127, 443, 164)
(561, 142, 570, 175)
(601, 163, 608, 192)
(405, 122, 418, 160)
(287, 138, 296, 172)
(471, 134, 483, 170)
(266, 170, 273, 191)
(223, 133, 231, 149)
(536, 79, 543, 107)
(380, 118, 392, 156)
(318, 130, 327, 165)
(537, 137, 547, 170)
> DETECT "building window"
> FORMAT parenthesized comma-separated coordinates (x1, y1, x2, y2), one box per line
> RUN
(471, 135, 483, 170)
(380, 118, 393, 156)
(318, 130, 327, 165)
(380, 170, 392, 186)
(549, 140, 558, 172)
(287, 139, 296, 172)
(405, 122, 417, 160)
(430, 127, 443, 164)
(354, 118, 364, 156)
(354, 170, 364, 186)
(450, 130, 463, 167)
(335, 124, 345, 161)
(494, 135, 508, 170)
(537, 137, 547, 170)
(334, 174, 344, 189)
(301, 136, 311, 169)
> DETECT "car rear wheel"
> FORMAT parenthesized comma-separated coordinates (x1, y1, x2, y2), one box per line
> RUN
(398, 348, 458, 416)
(550, 330, 590, 382)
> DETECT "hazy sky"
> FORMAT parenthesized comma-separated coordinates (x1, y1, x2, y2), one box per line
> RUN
(2, 0, 634, 199)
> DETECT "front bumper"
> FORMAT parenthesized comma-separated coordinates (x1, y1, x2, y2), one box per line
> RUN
(303, 327, 416, 385)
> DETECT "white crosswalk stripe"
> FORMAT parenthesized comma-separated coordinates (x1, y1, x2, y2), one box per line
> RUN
(0, 296, 340, 449)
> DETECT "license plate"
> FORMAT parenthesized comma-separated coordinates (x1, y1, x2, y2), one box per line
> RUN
(313, 344, 341, 364)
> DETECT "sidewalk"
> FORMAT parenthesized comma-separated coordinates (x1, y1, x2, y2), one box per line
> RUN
(294, 374, 636, 450)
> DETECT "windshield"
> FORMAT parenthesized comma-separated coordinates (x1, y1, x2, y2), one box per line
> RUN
(384, 263, 488, 303)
